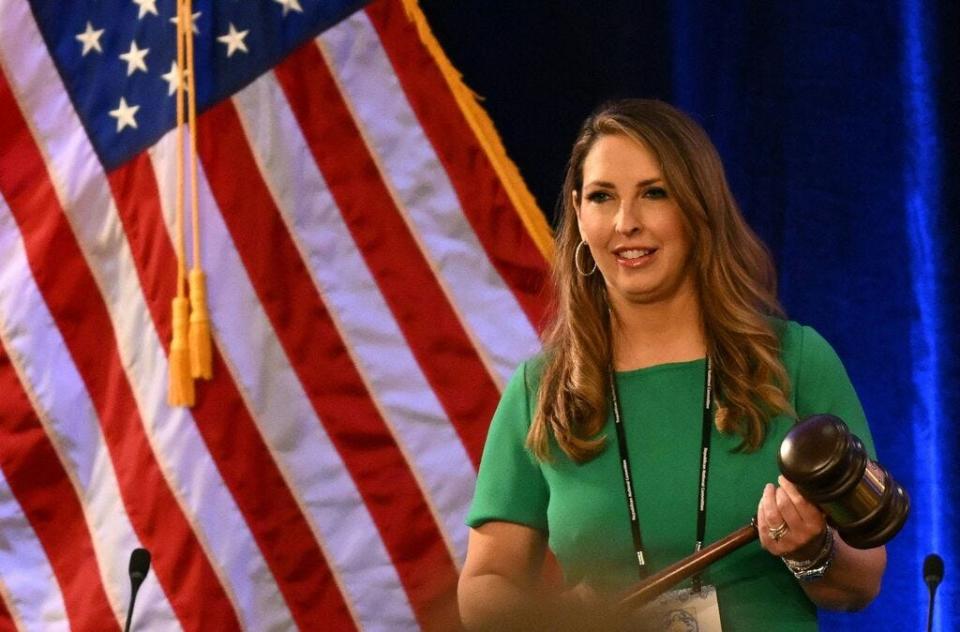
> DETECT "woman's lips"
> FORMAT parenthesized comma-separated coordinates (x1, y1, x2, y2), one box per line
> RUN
(614, 247, 657, 267)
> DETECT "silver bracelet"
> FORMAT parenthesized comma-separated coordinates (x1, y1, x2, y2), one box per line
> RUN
(782, 526, 836, 581)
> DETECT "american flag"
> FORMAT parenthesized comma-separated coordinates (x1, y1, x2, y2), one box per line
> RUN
(0, 0, 552, 629)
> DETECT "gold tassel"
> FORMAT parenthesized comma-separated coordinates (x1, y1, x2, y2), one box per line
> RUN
(168, 296, 195, 406)
(188, 268, 213, 379)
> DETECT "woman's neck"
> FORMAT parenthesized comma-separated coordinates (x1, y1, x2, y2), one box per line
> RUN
(609, 289, 705, 371)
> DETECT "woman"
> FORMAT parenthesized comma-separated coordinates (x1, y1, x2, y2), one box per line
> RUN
(458, 100, 886, 630)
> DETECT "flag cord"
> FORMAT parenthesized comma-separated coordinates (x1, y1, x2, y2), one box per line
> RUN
(184, 0, 212, 381)
(168, 0, 197, 406)
(173, 0, 187, 300)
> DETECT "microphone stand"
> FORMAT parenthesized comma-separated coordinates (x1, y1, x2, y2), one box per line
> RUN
(123, 589, 141, 632)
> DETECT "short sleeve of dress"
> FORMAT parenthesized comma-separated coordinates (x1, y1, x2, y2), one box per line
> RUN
(790, 324, 877, 459)
(465, 361, 550, 532)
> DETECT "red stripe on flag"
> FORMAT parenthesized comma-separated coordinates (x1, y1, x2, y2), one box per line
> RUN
(107, 156, 358, 631)
(366, 0, 552, 331)
(274, 38, 500, 468)
(195, 96, 461, 631)
(0, 342, 119, 631)
(0, 70, 240, 631)
(0, 595, 14, 632)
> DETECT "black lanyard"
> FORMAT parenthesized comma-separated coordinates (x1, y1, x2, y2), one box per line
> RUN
(609, 357, 714, 581)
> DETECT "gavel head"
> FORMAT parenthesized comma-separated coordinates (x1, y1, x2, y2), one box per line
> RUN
(778, 414, 909, 549)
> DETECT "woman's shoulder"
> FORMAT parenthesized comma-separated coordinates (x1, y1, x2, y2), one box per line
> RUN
(509, 352, 548, 392)
(773, 318, 839, 368)
(773, 319, 858, 410)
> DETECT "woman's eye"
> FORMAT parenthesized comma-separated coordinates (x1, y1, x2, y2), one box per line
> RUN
(585, 190, 613, 203)
(644, 186, 668, 199)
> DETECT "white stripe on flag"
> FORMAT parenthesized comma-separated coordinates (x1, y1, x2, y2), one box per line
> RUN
(0, 5, 287, 628)
(148, 129, 418, 632)
(0, 466, 68, 631)
(319, 12, 542, 386)
(0, 192, 176, 629)
(230, 67, 475, 565)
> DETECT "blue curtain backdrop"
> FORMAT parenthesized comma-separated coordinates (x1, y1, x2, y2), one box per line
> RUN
(420, 1, 959, 629)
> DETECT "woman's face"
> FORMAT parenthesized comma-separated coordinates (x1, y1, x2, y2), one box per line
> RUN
(576, 133, 695, 308)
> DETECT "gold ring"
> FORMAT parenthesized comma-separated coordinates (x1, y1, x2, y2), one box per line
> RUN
(768, 522, 789, 542)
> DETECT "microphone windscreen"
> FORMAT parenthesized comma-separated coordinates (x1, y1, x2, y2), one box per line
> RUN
(923, 553, 944, 587)
(129, 548, 152, 583)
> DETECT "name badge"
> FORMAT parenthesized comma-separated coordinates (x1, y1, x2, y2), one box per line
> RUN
(633, 584, 723, 631)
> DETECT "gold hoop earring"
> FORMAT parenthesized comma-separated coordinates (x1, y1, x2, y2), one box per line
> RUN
(574, 240, 597, 276)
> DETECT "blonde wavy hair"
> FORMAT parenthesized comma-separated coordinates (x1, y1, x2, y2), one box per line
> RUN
(529, 99, 792, 463)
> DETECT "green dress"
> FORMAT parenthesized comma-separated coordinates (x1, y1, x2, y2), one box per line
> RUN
(466, 321, 876, 631)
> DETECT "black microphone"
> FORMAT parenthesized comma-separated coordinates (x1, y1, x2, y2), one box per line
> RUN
(124, 548, 151, 632)
(923, 553, 943, 632)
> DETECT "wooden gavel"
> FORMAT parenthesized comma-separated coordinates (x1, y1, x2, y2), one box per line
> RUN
(619, 414, 909, 610)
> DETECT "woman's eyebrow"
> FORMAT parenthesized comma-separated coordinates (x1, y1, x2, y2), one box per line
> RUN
(584, 177, 663, 189)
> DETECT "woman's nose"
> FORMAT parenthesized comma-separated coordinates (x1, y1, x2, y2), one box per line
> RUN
(615, 202, 643, 234)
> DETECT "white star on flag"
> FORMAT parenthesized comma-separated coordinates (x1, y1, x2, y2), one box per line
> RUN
(119, 40, 149, 76)
(75, 21, 104, 56)
(161, 60, 190, 96)
(217, 23, 250, 58)
(274, 0, 303, 16)
(109, 97, 139, 132)
(169, 11, 202, 34)
(132, 0, 158, 19)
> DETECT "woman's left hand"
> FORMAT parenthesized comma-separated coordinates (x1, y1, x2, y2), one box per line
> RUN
(756, 475, 827, 562)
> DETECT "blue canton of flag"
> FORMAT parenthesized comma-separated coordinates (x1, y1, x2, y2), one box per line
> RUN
(29, 0, 368, 169)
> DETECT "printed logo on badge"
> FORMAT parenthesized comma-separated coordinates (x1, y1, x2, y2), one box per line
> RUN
(636, 584, 723, 631)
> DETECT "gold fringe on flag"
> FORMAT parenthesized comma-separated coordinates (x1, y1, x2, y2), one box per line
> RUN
(399, 0, 555, 260)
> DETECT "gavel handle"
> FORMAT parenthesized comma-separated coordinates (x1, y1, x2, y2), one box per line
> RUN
(618, 520, 758, 611)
